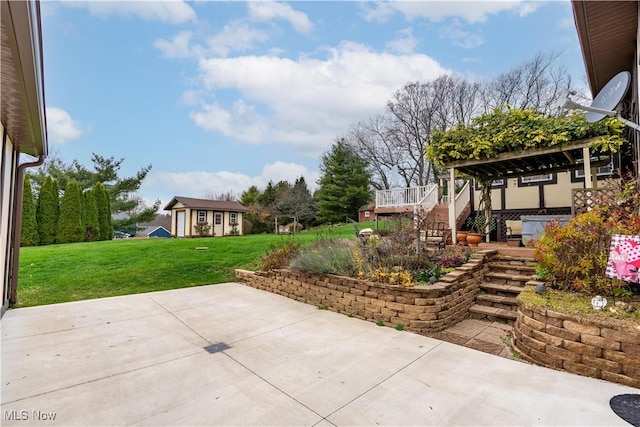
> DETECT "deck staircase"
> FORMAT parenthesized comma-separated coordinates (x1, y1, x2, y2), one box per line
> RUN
(469, 255, 537, 324)
(374, 181, 472, 235)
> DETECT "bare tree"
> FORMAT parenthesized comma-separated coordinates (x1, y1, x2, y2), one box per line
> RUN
(347, 115, 401, 190)
(347, 51, 578, 192)
(204, 190, 236, 201)
(484, 51, 574, 115)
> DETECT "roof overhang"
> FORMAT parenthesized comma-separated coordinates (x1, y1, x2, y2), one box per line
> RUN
(444, 137, 611, 181)
(1, 0, 48, 157)
(572, 0, 638, 96)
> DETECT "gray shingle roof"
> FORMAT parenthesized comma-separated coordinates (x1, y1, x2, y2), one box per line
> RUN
(164, 196, 248, 212)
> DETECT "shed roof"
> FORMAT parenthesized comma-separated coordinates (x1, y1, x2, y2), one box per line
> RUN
(164, 196, 248, 212)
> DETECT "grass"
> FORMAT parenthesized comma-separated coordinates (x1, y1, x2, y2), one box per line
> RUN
(16, 222, 381, 307)
(519, 285, 640, 323)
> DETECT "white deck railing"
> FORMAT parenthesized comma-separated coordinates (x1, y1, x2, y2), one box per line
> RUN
(375, 184, 437, 209)
(454, 181, 471, 217)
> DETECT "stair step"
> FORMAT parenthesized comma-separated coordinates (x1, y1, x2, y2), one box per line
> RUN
(480, 282, 525, 295)
(489, 263, 536, 273)
(469, 304, 518, 322)
(476, 294, 518, 307)
(484, 271, 533, 283)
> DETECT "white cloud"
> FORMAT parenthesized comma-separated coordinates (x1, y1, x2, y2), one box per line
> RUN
(386, 28, 419, 54)
(143, 162, 320, 207)
(191, 42, 449, 156)
(154, 31, 201, 59)
(248, 1, 313, 34)
(46, 107, 91, 144)
(365, 0, 540, 24)
(155, 23, 269, 59)
(439, 20, 484, 49)
(205, 22, 270, 57)
(62, 0, 196, 25)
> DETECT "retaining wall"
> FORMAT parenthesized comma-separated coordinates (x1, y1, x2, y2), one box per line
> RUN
(513, 297, 640, 388)
(235, 250, 495, 334)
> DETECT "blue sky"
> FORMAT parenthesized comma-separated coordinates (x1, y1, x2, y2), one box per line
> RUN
(40, 0, 586, 209)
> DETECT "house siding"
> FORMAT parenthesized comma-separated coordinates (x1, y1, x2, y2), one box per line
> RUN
(168, 206, 244, 237)
(1, 125, 18, 314)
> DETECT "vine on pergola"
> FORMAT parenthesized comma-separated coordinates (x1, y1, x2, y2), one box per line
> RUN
(426, 107, 627, 235)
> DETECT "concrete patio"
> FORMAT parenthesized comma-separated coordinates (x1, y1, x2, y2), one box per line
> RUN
(1, 282, 637, 426)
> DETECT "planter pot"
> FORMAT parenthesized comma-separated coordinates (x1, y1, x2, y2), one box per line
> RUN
(466, 233, 483, 247)
(507, 237, 521, 247)
(456, 231, 468, 246)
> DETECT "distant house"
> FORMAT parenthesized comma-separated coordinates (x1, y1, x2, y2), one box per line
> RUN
(136, 226, 171, 239)
(358, 202, 375, 222)
(164, 196, 248, 237)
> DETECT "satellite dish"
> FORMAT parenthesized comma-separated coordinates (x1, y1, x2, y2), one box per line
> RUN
(586, 71, 630, 123)
(563, 70, 640, 132)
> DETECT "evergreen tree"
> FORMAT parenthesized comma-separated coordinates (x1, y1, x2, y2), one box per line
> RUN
(30, 153, 158, 229)
(36, 176, 59, 245)
(94, 182, 112, 240)
(56, 181, 85, 243)
(84, 188, 100, 241)
(20, 175, 39, 246)
(315, 139, 372, 224)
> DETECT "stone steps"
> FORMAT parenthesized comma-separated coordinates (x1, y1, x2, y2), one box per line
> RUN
(475, 294, 518, 311)
(479, 282, 525, 296)
(468, 304, 518, 323)
(469, 255, 536, 324)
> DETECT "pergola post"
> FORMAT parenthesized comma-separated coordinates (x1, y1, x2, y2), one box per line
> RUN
(583, 146, 593, 189)
(448, 167, 456, 244)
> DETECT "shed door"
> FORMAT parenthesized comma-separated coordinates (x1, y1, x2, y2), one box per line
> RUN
(214, 213, 223, 236)
(176, 211, 185, 237)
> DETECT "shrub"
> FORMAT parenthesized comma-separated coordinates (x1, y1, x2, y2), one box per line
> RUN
(534, 175, 640, 295)
(289, 239, 362, 276)
(259, 240, 302, 270)
(534, 210, 612, 293)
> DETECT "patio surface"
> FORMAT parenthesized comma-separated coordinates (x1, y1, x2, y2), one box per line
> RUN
(1, 282, 637, 426)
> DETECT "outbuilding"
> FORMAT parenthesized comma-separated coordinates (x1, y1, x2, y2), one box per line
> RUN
(164, 196, 248, 237)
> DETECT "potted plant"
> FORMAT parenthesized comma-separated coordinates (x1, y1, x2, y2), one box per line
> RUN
(456, 230, 468, 246)
(465, 214, 495, 247)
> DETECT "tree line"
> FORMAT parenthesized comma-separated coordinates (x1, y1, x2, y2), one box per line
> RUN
(238, 141, 372, 234)
(21, 175, 113, 246)
(20, 153, 159, 246)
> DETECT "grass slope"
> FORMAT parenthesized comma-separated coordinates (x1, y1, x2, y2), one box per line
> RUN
(17, 222, 378, 307)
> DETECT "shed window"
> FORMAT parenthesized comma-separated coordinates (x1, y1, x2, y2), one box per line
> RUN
(364, 211, 370, 218)
(230, 212, 238, 225)
(197, 210, 207, 223)
(215, 213, 222, 225)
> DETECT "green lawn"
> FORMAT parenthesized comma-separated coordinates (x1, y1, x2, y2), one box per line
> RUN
(17, 221, 382, 307)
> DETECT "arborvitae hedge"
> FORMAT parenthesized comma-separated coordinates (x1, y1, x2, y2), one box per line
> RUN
(20, 175, 39, 247)
(83, 188, 100, 241)
(94, 182, 112, 240)
(56, 181, 85, 244)
(36, 176, 59, 245)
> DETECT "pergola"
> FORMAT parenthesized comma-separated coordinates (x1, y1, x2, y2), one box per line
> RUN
(445, 137, 612, 243)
